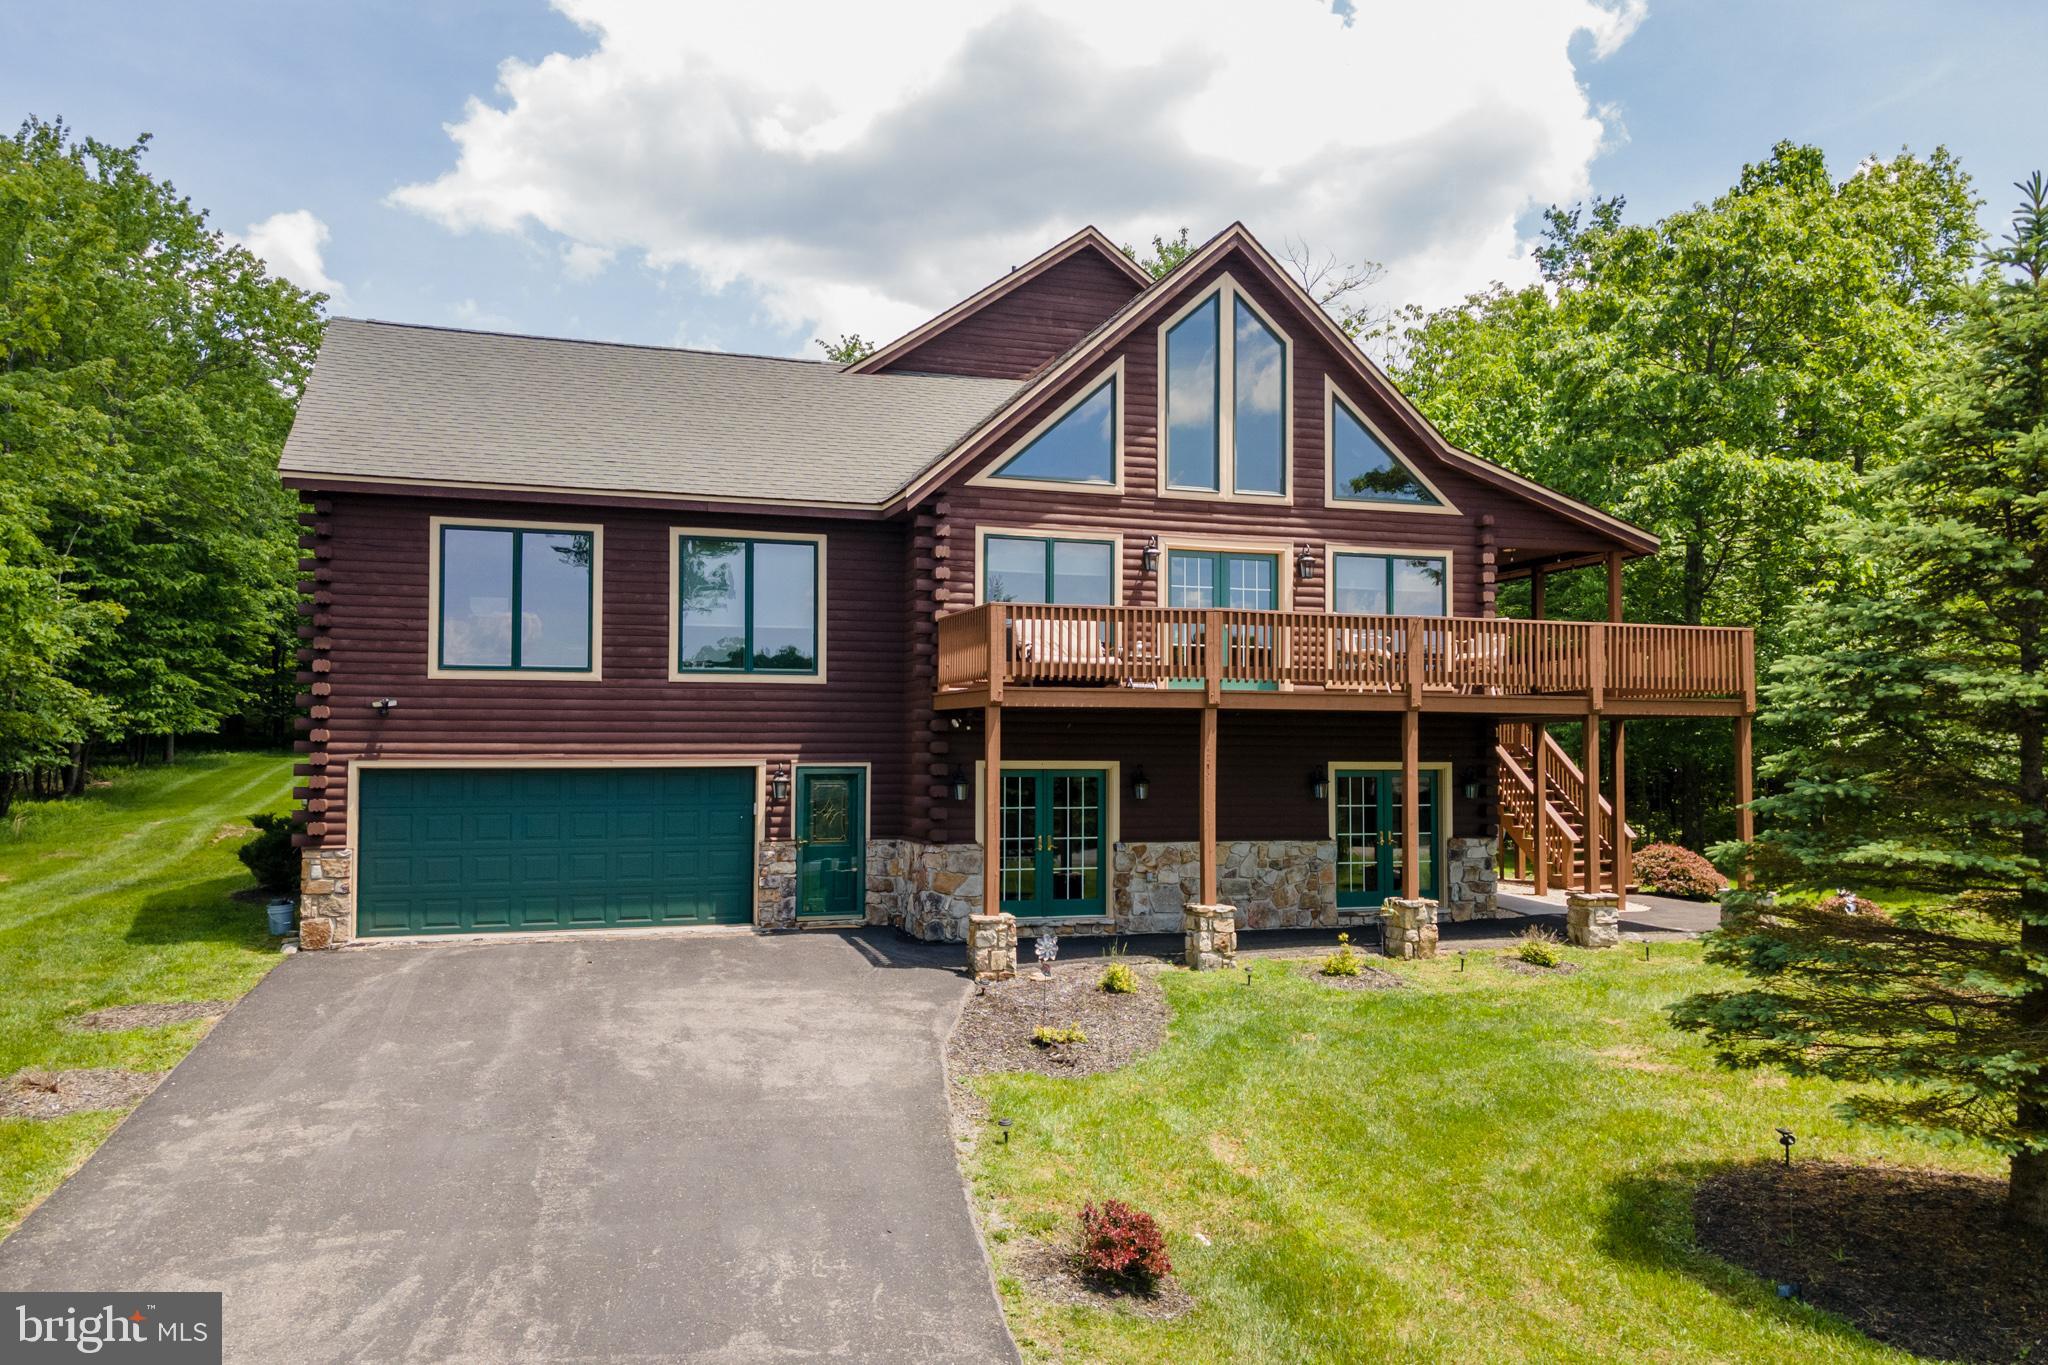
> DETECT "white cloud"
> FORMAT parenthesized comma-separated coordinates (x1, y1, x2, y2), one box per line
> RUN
(561, 241, 615, 280)
(392, 0, 1643, 348)
(238, 209, 346, 302)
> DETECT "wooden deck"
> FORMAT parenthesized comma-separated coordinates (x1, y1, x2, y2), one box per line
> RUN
(934, 603, 1754, 718)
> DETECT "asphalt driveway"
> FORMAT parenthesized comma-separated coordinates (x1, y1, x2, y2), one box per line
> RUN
(0, 930, 1016, 1363)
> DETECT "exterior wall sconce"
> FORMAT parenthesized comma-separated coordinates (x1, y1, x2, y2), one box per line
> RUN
(369, 698, 398, 715)
(1141, 536, 1161, 575)
(950, 766, 969, 802)
(1132, 767, 1150, 801)
(1460, 767, 1481, 800)
(1295, 543, 1317, 582)
(1310, 770, 1328, 800)
(770, 763, 792, 803)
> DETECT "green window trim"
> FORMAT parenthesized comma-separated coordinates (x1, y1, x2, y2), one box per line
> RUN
(436, 523, 597, 673)
(982, 534, 1118, 605)
(1330, 552, 1450, 617)
(675, 535, 822, 676)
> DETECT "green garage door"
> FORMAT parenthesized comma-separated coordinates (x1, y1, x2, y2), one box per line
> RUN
(357, 767, 755, 936)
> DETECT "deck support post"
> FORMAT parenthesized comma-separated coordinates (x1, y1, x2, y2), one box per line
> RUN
(1735, 711, 1755, 889)
(1582, 715, 1602, 893)
(1612, 719, 1628, 913)
(1199, 704, 1219, 906)
(1606, 552, 1624, 623)
(1532, 567, 1547, 620)
(1532, 722, 1550, 897)
(982, 703, 1002, 915)
(1401, 706, 1420, 901)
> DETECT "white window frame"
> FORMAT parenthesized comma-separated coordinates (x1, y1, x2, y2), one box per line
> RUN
(971, 526, 1126, 606)
(1322, 377, 1460, 515)
(426, 514, 605, 681)
(1322, 544, 1459, 617)
(1155, 273, 1294, 505)
(969, 358, 1126, 496)
(667, 527, 829, 685)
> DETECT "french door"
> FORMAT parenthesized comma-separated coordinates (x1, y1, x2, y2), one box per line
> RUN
(998, 769, 1107, 917)
(1334, 768, 1441, 908)
(1165, 549, 1280, 690)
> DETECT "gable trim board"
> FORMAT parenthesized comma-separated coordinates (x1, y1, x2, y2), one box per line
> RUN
(848, 226, 1151, 377)
(891, 224, 1656, 556)
(967, 357, 1127, 497)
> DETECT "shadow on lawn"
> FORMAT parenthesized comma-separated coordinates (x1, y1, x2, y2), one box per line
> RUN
(1596, 1162, 1880, 1349)
(125, 874, 275, 949)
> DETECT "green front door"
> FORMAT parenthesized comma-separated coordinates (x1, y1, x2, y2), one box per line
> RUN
(1334, 768, 1442, 908)
(998, 769, 1107, 917)
(357, 766, 755, 935)
(1166, 549, 1280, 690)
(797, 767, 865, 918)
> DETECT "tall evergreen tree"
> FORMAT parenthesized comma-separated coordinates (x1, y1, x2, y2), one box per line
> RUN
(1671, 175, 2048, 1228)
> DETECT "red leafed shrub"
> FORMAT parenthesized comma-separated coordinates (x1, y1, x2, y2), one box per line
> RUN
(1816, 890, 1890, 920)
(1632, 843, 1728, 900)
(1078, 1199, 1171, 1286)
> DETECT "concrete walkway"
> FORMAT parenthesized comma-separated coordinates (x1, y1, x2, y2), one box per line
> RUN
(0, 931, 1016, 1364)
(1496, 882, 1722, 936)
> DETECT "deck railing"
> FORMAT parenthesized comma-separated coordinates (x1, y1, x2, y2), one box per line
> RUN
(935, 603, 1752, 704)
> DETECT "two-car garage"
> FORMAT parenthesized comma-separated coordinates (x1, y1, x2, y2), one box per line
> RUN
(353, 766, 757, 936)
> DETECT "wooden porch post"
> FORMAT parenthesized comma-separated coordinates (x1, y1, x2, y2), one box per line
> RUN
(1531, 567, 1547, 620)
(1532, 722, 1550, 897)
(1735, 712, 1755, 889)
(1582, 716, 1602, 893)
(1606, 551, 1624, 623)
(982, 703, 1002, 915)
(1199, 705, 1219, 905)
(1401, 707, 1420, 901)
(1613, 718, 1628, 912)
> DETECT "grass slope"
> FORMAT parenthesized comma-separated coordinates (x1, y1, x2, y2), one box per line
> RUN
(970, 948, 1998, 1363)
(0, 751, 293, 1239)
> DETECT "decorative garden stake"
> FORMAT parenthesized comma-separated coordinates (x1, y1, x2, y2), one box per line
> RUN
(1776, 1127, 1796, 1168)
(998, 1118, 1012, 1145)
(1035, 933, 1057, 977)
(1459, 951, 1466, 972)
(1245, 966, 1253, 987)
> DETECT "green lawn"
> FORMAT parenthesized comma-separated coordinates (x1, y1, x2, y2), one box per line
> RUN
(969, 946, 1999, 1363)
(0, 751, 293, 1239)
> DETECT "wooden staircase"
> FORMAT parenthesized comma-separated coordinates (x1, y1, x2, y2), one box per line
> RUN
(1496, 722, 1634, 891)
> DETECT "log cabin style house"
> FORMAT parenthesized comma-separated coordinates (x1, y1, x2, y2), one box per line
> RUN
(279, 224, 1756, 950)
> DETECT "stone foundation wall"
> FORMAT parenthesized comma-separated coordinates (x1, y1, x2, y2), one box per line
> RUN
(299, 848, 354, 949)
(756, 839, 798, 929)
(1443, 836, 1503, 921)
(1119, 841, 1336, 933)
(901, 842, 986, 942)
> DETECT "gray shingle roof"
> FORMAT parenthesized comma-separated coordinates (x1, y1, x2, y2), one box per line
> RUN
(279, 319, 1023, 506)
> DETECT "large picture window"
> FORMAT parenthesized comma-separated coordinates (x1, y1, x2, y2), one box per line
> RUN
(982, 534, 1116, 605)
(674, 534, 822, 678)
(1330, 552, 1449, 617)
(1161, 276, 1291, 500)
(988, 377, 1117, 486)
(1329, 394, 1441, 506)
(435, 522, 596, 673)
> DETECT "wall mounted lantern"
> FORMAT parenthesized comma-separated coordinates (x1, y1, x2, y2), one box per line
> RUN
(770, 763, 792, 804)
(1460, 767, 1482, 800)
(950, 766, 970, 802)
(1295, 543, 1318, 582)
(369, 697, 398, 715)
(1310, 770, 1328, 801)
(1141, 536, 1161, 576)
(1132, 767, 1151, 801)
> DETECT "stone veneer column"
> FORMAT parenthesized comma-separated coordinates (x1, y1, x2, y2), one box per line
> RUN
(1379, 897, 1438, 959)
(1183, 903, 1238, 970)
(1565, 891, 1621, 948)
(966, 912, 1017, 981)
(755, 840, 798, 929)
(298, 848, 354, 950)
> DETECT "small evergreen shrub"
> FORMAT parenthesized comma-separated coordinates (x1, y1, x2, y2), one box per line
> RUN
(1099, 962, 1140, 994)
(237, 813, 300, 893)
(1632, 842, 1728, 899)
(1032, 1024, 1087, 1047)
(1514, 928, 1560, 968)
(1078, 1199, 1171, 1287)
(1320, 931, 1362, 977)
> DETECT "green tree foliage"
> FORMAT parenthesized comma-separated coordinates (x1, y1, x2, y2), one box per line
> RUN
(1672, 177, 2048, 1228)
(1393, 143, 1981, 843)
(813, 332, 874, 363)
(0, 118, 321, 784)
(1121, 227, 1195, 280)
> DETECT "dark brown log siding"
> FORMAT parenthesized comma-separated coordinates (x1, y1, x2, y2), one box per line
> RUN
(303, 493, 908, 849)
(878, 250, 1143, 380)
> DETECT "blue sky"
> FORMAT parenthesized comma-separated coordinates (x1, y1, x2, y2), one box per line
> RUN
(3, 0, 2041, 357)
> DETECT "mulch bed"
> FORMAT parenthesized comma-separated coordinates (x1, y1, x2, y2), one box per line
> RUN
(1494, 956, 1582, 976)
(1693, 1161, 2048, 1364)
(66, 1000, 229, 1033)
(1002, 1235, 1194, 1320)
(1, 1068, 163, 1119)
(1294, 961, 1406, 991)
(949, 960, 1169, 1081)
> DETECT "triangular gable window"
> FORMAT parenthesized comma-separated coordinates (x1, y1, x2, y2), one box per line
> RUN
(1330, 396, 1440, 505)
(990, 377, 1117, 485)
